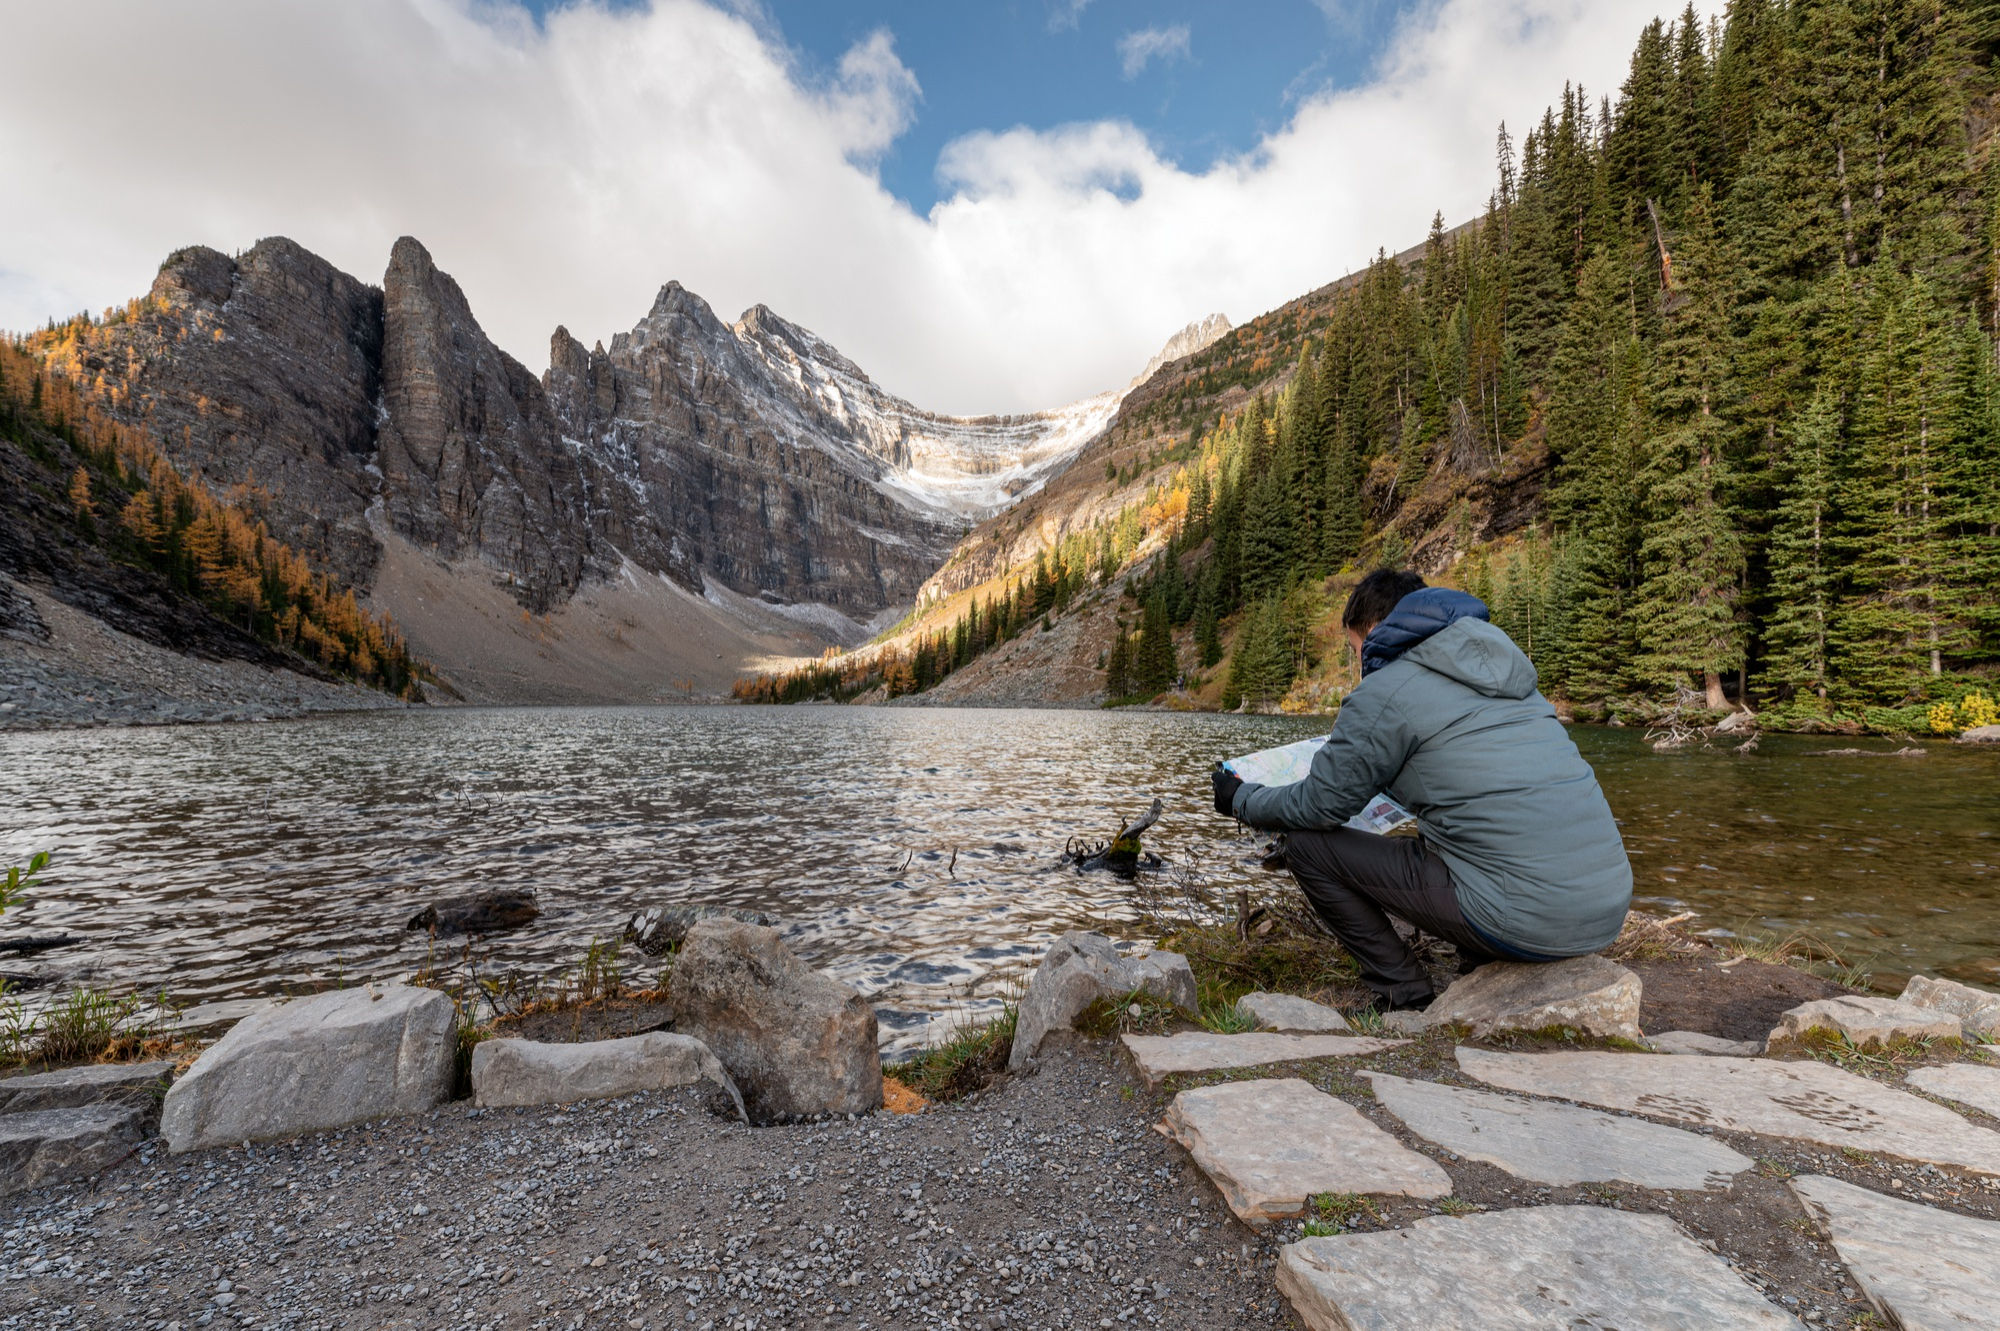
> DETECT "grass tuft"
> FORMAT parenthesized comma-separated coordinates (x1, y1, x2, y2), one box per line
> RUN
(887, 1004, 1018, 1103)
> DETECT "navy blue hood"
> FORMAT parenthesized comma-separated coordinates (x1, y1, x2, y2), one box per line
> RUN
(1360, 588, 1490, 677)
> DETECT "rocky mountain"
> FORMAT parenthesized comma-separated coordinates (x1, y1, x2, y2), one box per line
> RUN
(36, 235, 1200, 699)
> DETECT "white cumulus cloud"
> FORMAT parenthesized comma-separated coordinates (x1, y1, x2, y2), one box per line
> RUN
(0, 0, 1671, 415)
(1116, 23, 1192, 79)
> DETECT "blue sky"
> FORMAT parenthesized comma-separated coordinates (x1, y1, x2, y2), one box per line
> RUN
(735, 1, 1415, 213)
(3, 0, 1666, 411)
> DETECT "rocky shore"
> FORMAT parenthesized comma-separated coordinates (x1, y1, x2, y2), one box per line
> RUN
(0, 578, 406, 732)
(4, 921, 1999, 1331)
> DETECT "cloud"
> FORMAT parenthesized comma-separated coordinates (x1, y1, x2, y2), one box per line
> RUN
(1116, 24, 1192, 79)
(1046, 0, 1093, 34)
(0, 0, 1673, 416)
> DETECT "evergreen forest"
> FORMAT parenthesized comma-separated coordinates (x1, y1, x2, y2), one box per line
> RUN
(751, 0, 2000, 735)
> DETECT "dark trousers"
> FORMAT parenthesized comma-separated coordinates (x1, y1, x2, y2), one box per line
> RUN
(1283, 828, 1507, 1007)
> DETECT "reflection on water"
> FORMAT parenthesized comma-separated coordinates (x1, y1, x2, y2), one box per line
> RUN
(1, 707, 1994, 1048)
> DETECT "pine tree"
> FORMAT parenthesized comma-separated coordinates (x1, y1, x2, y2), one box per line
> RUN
(1104, 627, 1132, 701)
(1132, 595, 1179, 697)
(1762, 390, 1844, 701)
(1631, 187, 1744, 704)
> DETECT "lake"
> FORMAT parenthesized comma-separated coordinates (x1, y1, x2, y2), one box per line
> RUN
(2, 706, 1995, 1050)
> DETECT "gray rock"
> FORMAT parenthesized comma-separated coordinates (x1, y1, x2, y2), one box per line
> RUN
(1007, 931, 1197, 1070)
(623, 904, 777, 958)
(1956, 724, 2000, 744)
(0, 1060, 175, 1114)
(1415, 955, 1642, 1041)
(1235, 992, 1350, 1033)
(665, 918, 880, 1123)
(1906, 1062, 2000, 1119)
(1900, 975, 2000, 1038)
(1792, 1174, 2000, 1330)
(1456, 1047, 2000, 1174)
(0, 1104, 150, 1198)
(1363, 1072, 1752, 1190)
(1121, 1032, 1405, 1088)
(1769, 995, 1961, 1050)
(471, 1032, 744, 1120)
(1276, 1206, 1806, 1330)
(1160, 1078, 1451, 1227)
(161, 984, 456, 1152)
(1644, 1030, 1764, 1057)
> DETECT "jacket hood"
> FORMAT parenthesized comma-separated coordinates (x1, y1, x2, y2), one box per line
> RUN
(1360, 588, 1491, 676)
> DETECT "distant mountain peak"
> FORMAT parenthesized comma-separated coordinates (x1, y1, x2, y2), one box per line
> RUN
(1133, 313, 1232, 387)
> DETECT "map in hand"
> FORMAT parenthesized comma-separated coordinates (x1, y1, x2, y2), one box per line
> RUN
(1223, 737, 1416, 835)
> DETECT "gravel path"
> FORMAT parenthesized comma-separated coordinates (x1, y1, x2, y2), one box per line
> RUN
(0, 1036, 1292, 1331)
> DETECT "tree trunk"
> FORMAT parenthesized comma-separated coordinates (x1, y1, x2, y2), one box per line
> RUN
(1704, 671, 1727, 710)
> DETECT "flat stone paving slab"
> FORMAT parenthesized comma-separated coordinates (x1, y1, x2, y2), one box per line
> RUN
(0, 1060, 174, 1114)
(1275, 1205, 1805, 1330)
(1362, 1071, 1752, 1190)
(1159, 1077, 1450, 1227)
(1236, 992, 1350, 1033)
(1769, 995, 1961, 1049)
(1456, 1047, 2000, 1175)
(1122, 1032, 1403, 1087)
(0, 1103, 149, 1197)
(1646, 1030, 1764, 1057)
(1791, 1174, 2000, 1331)
(1906, 1062, 2000, 1120)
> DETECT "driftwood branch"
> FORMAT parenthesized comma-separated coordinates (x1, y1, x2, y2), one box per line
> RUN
(1115, 798, 1164, 844)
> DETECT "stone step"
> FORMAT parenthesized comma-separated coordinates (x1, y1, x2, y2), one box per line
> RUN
(0, 1060, 175, 1114)
(0, 1103, 150, 1198)
(1644, 1030, 1764, 1057)
(1455, 1047, 2000, 1175)
(1899, 975, 2000, 1039)
(1235, 992, 1350, 1033)
(1791, 1174, 2000, 1330)
(1362, 1071, 1752, 1191)
(1121, 1032, 1404, 1087)
(471, 1031, 745, 1120)
(1769, 996, 1961, 1050)
(1157, 1077, 1450, 1227)
(1399, 954, 1642, 1041)
(1275, 1205, 1805, 1330)
(1906, 1063, 2000, 1120)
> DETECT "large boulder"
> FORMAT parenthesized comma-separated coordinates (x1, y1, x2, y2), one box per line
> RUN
(0, 1104, 150, 1197)
(665, 918, 880, 1124)
(161, 984, 455, 1152)
(1769, 995, 1961, 1050)
(471, 1032, 745, 1119)
(1955, 724, 2000, 744)
(1900, 975, 2000, 1038)
(1405, 955, 1642, 1041)
(0, 1061, 175, 1114)
(1008, 931, 1198, 1070)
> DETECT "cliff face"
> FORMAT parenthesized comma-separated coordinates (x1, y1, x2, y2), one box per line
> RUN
(66, 235, 1127, 626)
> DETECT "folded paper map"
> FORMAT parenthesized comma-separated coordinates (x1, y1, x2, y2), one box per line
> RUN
(1223, 737, 1416, 835)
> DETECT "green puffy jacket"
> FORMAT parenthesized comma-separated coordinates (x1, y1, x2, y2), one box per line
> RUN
(1233, 612, 1632, 957)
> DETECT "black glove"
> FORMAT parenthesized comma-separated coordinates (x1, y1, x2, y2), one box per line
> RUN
(1211, 764, 1244, 818)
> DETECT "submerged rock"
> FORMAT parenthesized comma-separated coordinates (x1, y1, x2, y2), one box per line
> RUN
(1008, 931, 1197, 1070)
(406, 889, 540, 936)
(162, 984, 456, 1152)
(623, 904, 777, 957)
(471, 1031, 744, 1120)
(665, 918, 879, 1124)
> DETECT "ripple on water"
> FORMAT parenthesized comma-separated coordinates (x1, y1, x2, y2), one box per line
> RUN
(0, 707, 1996, 1050)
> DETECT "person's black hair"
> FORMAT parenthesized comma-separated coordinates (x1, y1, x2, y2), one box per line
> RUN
(1340, 567, 1427, 631)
